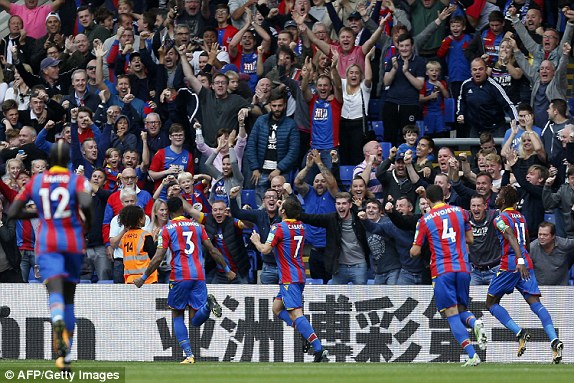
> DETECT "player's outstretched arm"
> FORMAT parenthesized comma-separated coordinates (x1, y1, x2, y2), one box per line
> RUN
(465, 229, 474, 245)
(7, 199, 38, 220)
(409, 245, 421, 258)
(249, 230, 273, 254)
(134, 248, 167, 288)
(203, 239, 236, 280)
(502, 228, 530, 280)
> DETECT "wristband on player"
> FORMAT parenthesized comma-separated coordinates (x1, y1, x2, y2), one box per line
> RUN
(224, 265, 231, 273)
(141, 273, 148, 281)
(517, 258, 525, 265)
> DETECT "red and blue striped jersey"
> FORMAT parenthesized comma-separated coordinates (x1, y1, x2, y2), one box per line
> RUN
(309, 94, 342, 149)
(413, 203, 471, 278)
(15, 166, 90, 255)
(266, 219, 306, 284)
(494, 209, 533, 271)
(159, 216, 209, 282)
(148, 147, 194, 192)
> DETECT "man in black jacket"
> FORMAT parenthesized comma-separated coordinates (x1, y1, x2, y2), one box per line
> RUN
(0, 201, 22, 283)
(298, 192, 370, 284)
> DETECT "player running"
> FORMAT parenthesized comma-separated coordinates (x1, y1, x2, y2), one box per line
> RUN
(8, 142, 92, 371)
(410, 185, 487, 367)
(486, 185, 563, 363)
(250, 197, 329, 362)
(134, 197, 235, 364)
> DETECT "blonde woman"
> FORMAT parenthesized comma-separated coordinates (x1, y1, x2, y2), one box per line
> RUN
(340, 48, 375, 165)
(149, 199, 171, 284)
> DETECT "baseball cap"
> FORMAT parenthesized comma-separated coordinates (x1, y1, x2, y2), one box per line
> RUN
(284, 20, 297, 29)
(40, 57, 61, 71)
(46, 12, 60, 23)
(129, 52, 141, 62)
(219, 63, 239, 74)
(347, 11, 362, 20)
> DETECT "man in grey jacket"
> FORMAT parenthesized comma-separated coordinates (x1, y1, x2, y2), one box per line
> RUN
(530, 221, 574, 285)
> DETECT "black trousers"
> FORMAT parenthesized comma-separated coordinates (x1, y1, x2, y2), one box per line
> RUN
(339, 118, 365, 166)
(382, 102, 421, 146)
(0, 268, 24, 283)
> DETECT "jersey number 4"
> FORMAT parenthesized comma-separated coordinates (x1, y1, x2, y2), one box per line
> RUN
(441, 219, 456, 243)
(39, 187, 71, 219)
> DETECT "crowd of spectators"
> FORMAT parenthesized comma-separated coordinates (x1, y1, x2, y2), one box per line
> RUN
(0, 0, 573, 286)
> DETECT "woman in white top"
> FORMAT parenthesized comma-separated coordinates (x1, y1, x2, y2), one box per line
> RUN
(3, 67, 31, 110)
(339, 47, 374, 166)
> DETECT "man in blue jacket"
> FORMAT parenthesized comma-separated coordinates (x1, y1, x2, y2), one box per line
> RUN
(246, 89, 300, 204)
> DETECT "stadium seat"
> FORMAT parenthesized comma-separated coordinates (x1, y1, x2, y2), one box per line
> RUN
(381, 142, 392, 159)
(367, 279, 375, 285)
(306, 278, 323, 285)
(241, 189, 258, 209)
(97, 280, 114, 284)
(79, 279, 92, 284)
(339, 165, 355, 188)
(544, 213, 556, 224)
(370, 121, 384, 141)
(368, 99, 381, 120)
(444, 98, 456, 123)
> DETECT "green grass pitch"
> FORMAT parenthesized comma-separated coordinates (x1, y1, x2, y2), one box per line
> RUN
(3, 360, 574, 383)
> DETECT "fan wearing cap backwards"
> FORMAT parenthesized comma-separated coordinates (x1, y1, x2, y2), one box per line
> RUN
(30, 12, 66, 71)
(0, 0, 65, 39)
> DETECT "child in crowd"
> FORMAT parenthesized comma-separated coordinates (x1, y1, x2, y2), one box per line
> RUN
(104, 148, 122, 192)
(419, 61, 449, 137)
(30, 159, 48, 175)
(178, 171, 212, 214)
(397, 125, 419, 158)
(436, 15, 472, 101)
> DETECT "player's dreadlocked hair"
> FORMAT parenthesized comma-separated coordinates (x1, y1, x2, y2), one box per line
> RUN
(499, 185, 520, 208)
(49, 141, 70, 168)
(118, 205, 146, 230)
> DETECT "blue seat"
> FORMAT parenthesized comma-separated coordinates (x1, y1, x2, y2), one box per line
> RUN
(79, 279, 91, 284)
(97, 279, 114, 284)
(241, 189, 258, 209)
(370, 121, 384, 141)
(339, 165, 355, 188)
(380, 142, 392, 159)
(368, 99, 381, 120)
(306, 278, 323, 285)
(544, 213, 556, 224)
(444, 98, 456, 123)
(367, 279, 375, 285)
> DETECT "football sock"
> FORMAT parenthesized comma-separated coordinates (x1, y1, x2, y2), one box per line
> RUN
(459, 311, 476, 329)
(63, 304, 75, 363)
(530, 302, 558, 341)
(277, 310, 293, 327)
(294, 316, 322, 352)
(64, 338, 74, 363)
(48, 293, 65, 323)
(64, 304, 75, 332)
(191, 303, 210, 327)
(447, 314, 476, 358)
(489, 304, 521, 335)
(173, 316, 193, 358)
